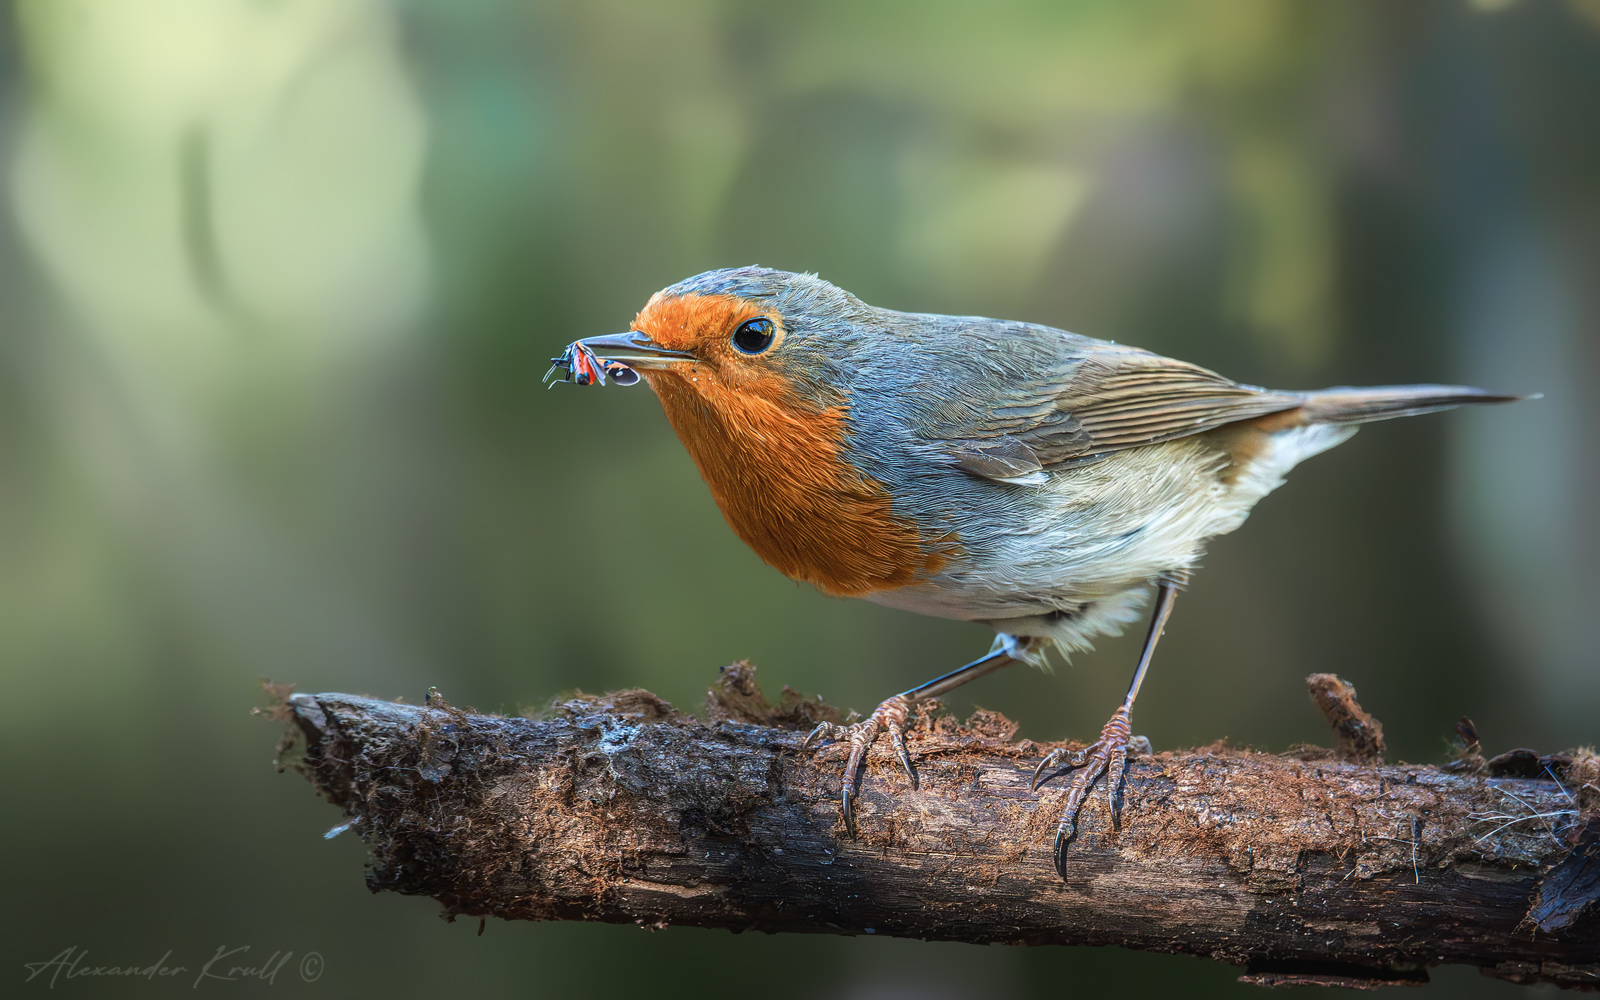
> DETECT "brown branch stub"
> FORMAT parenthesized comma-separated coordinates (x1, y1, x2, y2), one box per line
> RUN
(704, 659, 843, 729)
(1306, 672, 1386, 762)
(277, 666, 1600, 990)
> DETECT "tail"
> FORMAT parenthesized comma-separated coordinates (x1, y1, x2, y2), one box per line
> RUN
(1298, 384, 1528, 425)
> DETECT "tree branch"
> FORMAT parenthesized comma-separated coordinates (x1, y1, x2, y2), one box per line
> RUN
(273, 667, 1600, 990)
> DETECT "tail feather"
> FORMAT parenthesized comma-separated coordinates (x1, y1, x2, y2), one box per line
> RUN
(1299, 384, 1526, 425)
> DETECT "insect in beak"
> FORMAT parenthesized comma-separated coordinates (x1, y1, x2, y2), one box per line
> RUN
(544, 331, 695, 387)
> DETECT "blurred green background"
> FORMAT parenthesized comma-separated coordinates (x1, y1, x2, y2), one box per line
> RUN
(3, 0, 1596, 996)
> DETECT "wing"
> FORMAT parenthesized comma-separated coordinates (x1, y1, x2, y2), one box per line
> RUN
(929, 347, 1306, 482)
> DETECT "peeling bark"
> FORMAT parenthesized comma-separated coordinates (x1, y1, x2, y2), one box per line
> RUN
(1305, 673, 1386, 762)
(273, 667, 1600, 990)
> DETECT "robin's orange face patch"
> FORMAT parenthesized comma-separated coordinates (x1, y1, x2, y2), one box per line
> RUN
(626, 291, 942, 597)
(633, 292, 773, 352)
(631, 292, 789, 394)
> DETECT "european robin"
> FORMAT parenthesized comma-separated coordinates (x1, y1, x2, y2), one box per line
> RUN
(548, 266, 1521, 877)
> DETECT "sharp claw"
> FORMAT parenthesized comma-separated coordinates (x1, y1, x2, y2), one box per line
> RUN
(891, 728, 917, 789)
(841, 785, 857, 839)
(1053, 823, 1073, 879)
(1030, 748, 1068, 787)
(1031, 748, 1064, 791)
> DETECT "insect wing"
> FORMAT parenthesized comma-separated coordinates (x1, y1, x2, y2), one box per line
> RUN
(603, 360, 640, 385)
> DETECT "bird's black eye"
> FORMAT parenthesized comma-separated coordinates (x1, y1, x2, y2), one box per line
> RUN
(732, 317, 776, 355)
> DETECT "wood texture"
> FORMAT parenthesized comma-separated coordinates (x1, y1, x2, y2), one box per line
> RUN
(274, 667, 1600, 990)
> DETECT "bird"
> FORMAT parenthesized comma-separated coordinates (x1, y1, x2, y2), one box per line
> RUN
(547, 266, 1520, 878)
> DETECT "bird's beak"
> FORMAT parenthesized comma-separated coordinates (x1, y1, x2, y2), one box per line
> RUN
(576, 331, 695, 369)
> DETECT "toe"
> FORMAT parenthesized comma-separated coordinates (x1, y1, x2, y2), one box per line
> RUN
(1049, 742, 1110, 862)
(1106, 747, 1128, 822)
(801, 721, 840, 752)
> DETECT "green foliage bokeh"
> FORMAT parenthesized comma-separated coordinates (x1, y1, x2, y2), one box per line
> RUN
(3, 1, 1597, 996)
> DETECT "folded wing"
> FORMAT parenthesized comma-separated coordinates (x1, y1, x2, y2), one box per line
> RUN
(931, 348, 1304, 481)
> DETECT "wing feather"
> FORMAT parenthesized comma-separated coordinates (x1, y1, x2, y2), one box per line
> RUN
(932, 348, 1305, 482)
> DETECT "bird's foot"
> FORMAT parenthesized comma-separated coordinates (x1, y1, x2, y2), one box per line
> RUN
(801, 693, 915, 837)
(1031, 705, 1133, 877)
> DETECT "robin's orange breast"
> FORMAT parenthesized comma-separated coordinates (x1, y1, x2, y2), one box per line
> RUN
(642, 369, 943, 597)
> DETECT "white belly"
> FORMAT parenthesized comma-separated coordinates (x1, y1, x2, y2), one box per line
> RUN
(864, 423, 1356, 652)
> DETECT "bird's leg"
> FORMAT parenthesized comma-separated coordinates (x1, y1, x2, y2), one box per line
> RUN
(1032, 578, 1180, 877)
(802, 635, 1041, 837)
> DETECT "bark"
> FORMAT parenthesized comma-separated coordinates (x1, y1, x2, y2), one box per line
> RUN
(272, 667, 1600, 990)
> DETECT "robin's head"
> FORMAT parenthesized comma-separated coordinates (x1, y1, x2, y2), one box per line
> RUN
(563, 268, 941, 597)
(572, 267, 871, 409)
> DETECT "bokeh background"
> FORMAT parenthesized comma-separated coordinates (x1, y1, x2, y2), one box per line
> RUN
(3, 0, 1597, 996)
